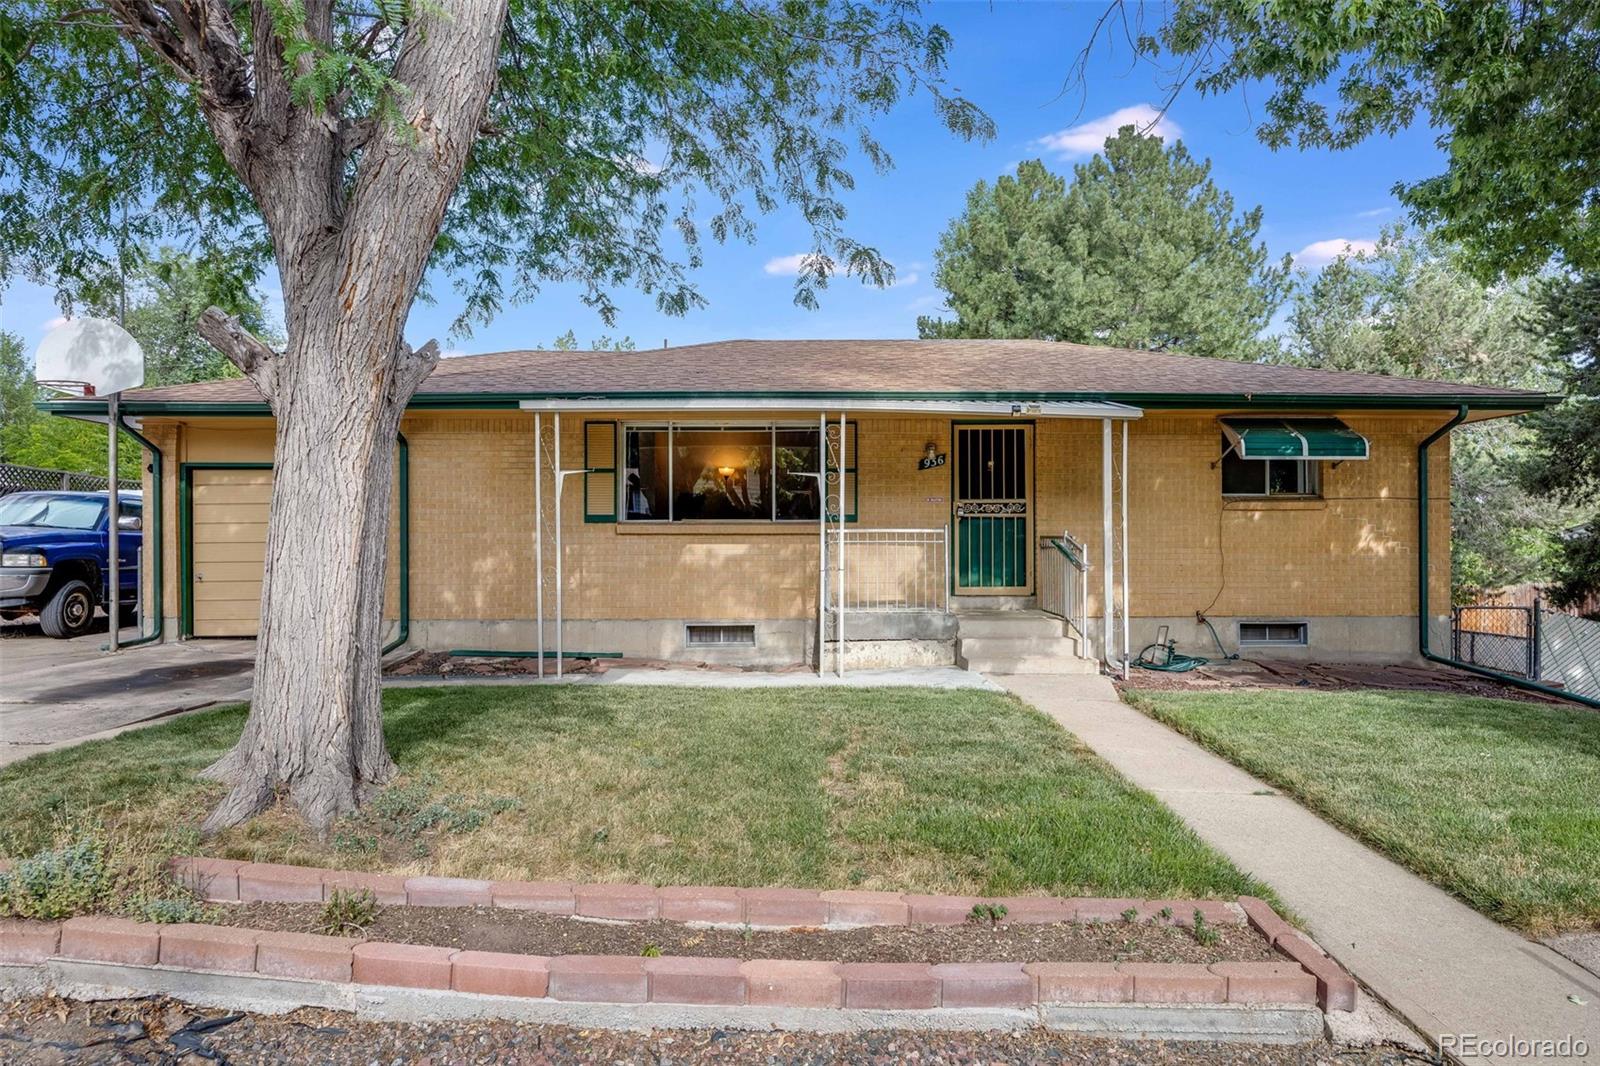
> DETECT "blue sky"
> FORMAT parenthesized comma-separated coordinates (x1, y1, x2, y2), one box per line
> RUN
(0, 2, 1439, 360)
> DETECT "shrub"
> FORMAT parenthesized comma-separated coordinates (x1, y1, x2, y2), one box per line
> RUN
(0, 814, 210, 923)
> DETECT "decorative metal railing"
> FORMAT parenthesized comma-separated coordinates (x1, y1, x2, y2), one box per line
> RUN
(1039, 530, 1089, 648)
(828, 526, 949, 615)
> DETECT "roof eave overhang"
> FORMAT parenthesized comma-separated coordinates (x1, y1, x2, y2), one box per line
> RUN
(517, 396, 1145, 419)
(38, 389, 1565, 418)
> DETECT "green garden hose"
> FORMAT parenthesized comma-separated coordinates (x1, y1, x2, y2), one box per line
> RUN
(1132, 616, 1239, 673)
(1133, 640, 1209, 672)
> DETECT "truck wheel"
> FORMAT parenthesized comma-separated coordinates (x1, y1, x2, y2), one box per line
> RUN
(39, 580, 95, 639)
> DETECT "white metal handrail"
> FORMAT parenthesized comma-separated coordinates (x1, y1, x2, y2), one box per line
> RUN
(825, 525, 949, 677)
(829, 527, 950, 614)
(1039, 530, 1089, 648)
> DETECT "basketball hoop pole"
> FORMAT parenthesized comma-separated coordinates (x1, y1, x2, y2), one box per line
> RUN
(107, 390, 120, 654)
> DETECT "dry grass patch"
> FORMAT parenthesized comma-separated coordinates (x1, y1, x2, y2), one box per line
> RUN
(0, 685, 1269, 900)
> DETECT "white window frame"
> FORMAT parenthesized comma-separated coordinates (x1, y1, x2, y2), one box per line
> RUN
(1219, 436, 1322, 498)
(620, 421, 824, 524)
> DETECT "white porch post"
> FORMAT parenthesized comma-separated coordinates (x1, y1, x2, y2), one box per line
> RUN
(817, 411, 826, 677)
(534, 413, 544, 679)
(1120, 418, 1130, 678)
(1102, 417, 1115, 669)
(554, 411, 563, 678)
(837, 410, 847, 678)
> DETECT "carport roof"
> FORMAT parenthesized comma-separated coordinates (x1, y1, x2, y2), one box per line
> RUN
(41, 338, 1561, 414)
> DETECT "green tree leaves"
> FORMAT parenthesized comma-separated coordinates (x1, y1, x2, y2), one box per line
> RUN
(920, 129, 1289, 359)
(1278, 226, 1578, 599)
(2, 0, 992, 335)
(1522, 273, 1600, 609)
(1156, 0, 1600, 278)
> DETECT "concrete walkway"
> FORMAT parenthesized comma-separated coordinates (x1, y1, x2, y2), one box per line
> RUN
(0, 638, 254, 767)
(999, 674, 1600, 1064)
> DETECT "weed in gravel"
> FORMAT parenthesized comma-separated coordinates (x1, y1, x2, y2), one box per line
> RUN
(640, 944, 662, 958)
(316, 889, 380, 937)
(1121, 906, 1139, 924)
(1192, 910, 1219, 947)
(967, 903, 1008, 925)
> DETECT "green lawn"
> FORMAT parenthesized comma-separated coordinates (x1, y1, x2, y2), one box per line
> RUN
(1125, 687, 1600, 934)
(0, 686, 1268, 901)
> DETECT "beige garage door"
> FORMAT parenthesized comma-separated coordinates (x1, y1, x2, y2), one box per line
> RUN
(190, 467, 272, 637)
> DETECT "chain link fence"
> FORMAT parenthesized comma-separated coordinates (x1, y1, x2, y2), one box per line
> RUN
(0, 463, 141, 498)
(1452, 604, 1537, 678)
(1540, 607, 1600, 701)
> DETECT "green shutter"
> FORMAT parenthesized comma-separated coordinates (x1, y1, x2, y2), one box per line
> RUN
(584, 421, 617, 523)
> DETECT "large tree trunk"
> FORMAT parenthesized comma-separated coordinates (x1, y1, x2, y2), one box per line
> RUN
(198, 311, 432, 831)
(193, 0, 507, 834)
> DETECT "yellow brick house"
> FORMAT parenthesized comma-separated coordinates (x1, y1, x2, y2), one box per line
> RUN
(48, 339, 1557, 674)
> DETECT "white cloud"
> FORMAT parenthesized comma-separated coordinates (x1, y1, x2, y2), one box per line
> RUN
(1354, 207, 1392, 219)
(888, 271, 920, 289)
(763, 253, 826, 277)
(41, 315, 69, 331)
(441, 348, 469, 359)
(1036, 104, 1182, 159)
(906, 294, 943, 313)
(1293, 238, 1378, 267)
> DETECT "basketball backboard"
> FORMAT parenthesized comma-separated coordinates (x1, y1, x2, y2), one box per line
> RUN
(34, 317, 145, 396)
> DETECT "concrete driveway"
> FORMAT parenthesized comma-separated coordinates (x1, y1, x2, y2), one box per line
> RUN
(0, 623, 254, 767)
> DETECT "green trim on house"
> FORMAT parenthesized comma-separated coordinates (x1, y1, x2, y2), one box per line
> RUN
(112, 415, 164, 648)
(178, 461, 273, 638)
(38, 388, 1564, 420)
(583, 420, 618, 524)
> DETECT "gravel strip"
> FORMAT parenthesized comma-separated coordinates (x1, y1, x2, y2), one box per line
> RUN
(215, 901, 1278, 963)
(0, 996, 1429, 1065)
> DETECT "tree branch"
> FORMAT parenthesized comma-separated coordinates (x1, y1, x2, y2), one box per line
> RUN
(197, 305, 279, 401)
(390, 338, 440, 405)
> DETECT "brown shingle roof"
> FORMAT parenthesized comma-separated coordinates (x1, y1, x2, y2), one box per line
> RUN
(117, 339, 1553, 407)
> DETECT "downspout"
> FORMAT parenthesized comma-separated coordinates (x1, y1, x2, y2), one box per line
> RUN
(381, 432, 411, 657)
(108, 414, 162, 648)
(1418, 405, 1600, 708)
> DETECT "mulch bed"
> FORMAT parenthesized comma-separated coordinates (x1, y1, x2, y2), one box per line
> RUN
(213, 901, 1278, 964)
(1118, 657, 1568, 706)
(0, 995, 1425, 1065)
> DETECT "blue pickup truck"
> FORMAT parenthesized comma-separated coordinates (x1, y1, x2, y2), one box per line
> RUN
(0, 490, 142, 638)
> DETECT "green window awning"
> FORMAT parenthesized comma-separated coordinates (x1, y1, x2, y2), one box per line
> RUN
(1220, 417, 1369, 460)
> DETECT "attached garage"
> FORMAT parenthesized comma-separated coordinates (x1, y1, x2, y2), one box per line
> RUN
(182, 464, 272, 637)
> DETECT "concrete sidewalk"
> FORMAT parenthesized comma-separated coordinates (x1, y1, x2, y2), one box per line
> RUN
(999, 674, 1600, 1065)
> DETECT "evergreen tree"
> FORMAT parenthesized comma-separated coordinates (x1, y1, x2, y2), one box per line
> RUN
(920, 129, 1290, 360)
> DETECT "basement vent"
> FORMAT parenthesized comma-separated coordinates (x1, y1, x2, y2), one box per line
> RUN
(1238, 622, 1309, 646)
(686, 624, 757, 647)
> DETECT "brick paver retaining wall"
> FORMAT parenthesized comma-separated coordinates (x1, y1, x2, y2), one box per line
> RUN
(0, 858, 1356, 1015)
(1, 917, 1324, 1009)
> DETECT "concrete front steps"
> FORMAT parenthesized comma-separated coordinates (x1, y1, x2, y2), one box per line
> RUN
(954, 610, 1098, 675)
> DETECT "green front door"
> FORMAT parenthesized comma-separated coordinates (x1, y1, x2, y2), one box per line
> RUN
(953, 424, 1033, 594)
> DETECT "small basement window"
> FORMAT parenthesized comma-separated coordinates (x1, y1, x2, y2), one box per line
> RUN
(1220, 435, 1320, 497)
(685, 624, 757, 647)
(1238, 622, 1309, 646)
